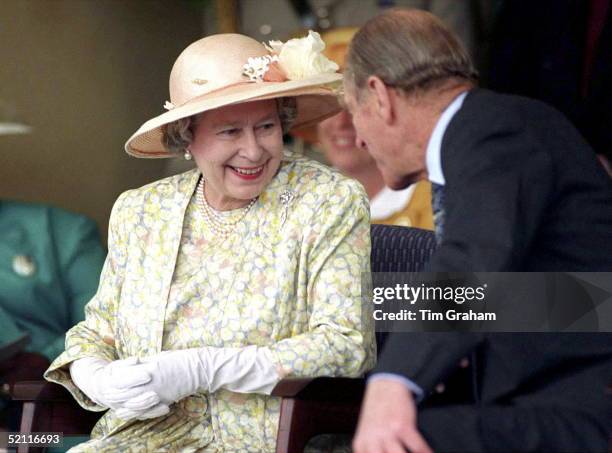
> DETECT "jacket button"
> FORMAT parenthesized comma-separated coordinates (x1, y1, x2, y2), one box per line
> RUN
(434, 383, 445, 393)
(459, 357, 470, 368)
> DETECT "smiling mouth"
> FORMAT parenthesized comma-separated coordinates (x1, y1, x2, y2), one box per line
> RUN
(228, 165, 265, 180)
(332, 137, 355, 148)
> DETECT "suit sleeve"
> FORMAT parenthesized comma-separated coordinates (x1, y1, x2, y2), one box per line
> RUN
(374, 332, 483, 395)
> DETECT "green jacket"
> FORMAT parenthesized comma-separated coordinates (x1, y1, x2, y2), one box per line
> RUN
(0, 201, 105, 362)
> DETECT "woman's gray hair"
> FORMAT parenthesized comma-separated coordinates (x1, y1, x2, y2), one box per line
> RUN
(162, 97, 297, 154)
(345, 8, 478, 98)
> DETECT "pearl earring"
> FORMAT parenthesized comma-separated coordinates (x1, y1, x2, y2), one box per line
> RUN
(184, 149, 192, 161)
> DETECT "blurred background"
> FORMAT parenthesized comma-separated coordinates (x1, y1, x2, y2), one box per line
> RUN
(1, 0, 609, 240)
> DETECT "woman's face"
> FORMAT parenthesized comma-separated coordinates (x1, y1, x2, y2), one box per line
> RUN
(317, 109, 377, 176)
(190, 100, 284, 210)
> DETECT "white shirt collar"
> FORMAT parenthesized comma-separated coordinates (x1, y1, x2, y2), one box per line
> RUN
(370, 185, 416, 220)
(425, 91, 468, 186)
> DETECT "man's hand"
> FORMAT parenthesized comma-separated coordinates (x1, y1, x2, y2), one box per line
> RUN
(352, 379, 433, 453)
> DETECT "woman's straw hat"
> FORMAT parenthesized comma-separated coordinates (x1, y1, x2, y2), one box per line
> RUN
(125, 32, 342, 158)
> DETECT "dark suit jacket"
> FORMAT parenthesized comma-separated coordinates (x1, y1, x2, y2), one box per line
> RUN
(430, 89, 612, 272)
(375, 89, 612, 448)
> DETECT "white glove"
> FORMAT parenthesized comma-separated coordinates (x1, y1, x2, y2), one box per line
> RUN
(133, 345, 280, 406)
(70, 356, 170, 420)
(114, 395, 170, 420)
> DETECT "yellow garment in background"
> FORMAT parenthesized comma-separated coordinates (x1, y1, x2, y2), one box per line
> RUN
(373, 181, 434, 230)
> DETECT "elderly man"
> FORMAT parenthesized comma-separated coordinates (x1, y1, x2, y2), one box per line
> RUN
(344, 9, 612, 453)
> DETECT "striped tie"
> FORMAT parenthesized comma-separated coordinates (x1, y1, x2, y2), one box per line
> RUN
(431, 182, 445, 244)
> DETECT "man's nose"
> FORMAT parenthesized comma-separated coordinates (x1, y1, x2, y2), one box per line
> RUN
(355, 136, 368, 150)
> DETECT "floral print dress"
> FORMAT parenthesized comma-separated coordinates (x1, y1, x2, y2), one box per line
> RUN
(45, 153, 375, 452)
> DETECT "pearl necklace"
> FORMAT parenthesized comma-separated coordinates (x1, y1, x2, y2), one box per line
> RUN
(196, 177, 257, 239)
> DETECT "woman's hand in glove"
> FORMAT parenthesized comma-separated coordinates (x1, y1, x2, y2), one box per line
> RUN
(134, 346, 280, 406)
(70, 356, 170, 420)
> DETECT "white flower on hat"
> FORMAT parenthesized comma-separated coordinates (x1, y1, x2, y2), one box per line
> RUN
(243, 55, 280, 82)
(267, 31, 339, 80)
(242, 31, 339, 83)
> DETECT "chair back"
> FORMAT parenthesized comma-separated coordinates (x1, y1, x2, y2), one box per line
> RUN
(370, 224, 436, 272)
(370, 225, 437, 349)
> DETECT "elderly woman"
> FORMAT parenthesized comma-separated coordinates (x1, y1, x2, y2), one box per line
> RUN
(44, 32, 375, 451)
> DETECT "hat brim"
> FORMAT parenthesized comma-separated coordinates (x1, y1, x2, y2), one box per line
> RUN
(125, 73, 342, 158)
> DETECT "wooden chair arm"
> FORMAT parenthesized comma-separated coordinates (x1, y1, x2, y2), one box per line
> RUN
(271, 378, 314, 397)
(274, 377, 365, 453)
(11, 380, 102, 453)
(272, 377, 365, 400)
(11, 380, 73, 402)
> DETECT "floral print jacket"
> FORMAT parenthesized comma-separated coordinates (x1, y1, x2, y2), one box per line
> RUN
(45, 153, 375, 452)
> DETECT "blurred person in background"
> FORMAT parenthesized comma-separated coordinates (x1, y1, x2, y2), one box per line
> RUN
(294, 27, 434, 229)
(0, 120, 106, 431)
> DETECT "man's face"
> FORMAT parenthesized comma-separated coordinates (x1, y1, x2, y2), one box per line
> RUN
(344, 82, 423, 190)
(343, 84, 379, 157)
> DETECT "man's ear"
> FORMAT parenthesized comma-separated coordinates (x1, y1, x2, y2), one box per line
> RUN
(366, 75, 394, 124)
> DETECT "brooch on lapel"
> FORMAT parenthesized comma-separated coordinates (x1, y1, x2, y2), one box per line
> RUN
(12, 254, 36, 277)
(279, 189, 296, 227)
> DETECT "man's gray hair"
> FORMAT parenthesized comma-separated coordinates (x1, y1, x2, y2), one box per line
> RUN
(162, 97, 297, 154)
(345, 9, 478, 98)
